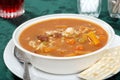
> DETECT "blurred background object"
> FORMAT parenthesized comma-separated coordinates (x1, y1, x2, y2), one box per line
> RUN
(0, 0, 25, 18)
(108, 0, 120, 18)
(77, 0, 101, 17)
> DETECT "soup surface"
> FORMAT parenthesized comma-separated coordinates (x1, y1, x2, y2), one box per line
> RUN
(19, 18, 108, 57)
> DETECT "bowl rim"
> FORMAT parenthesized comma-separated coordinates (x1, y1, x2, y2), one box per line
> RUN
(12, 13, 115, 60)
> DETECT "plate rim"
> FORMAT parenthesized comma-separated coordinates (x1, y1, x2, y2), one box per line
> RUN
(3, 35, 120, 80)
(3, 39, 23, 78)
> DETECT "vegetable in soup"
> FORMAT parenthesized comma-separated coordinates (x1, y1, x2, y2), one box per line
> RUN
(19, 18, 108, 57)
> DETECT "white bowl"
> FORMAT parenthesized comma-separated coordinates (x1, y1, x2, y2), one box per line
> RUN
(12, 14, 115, 74)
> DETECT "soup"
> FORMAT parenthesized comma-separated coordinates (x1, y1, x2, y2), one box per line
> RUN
(19, 18, 108, 57)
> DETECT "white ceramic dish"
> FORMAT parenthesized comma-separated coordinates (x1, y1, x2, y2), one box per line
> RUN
(3, 35, 120, 80)
(12, 14, 115, 74)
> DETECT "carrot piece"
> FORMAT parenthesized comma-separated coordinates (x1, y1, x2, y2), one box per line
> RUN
(75, 45, 84, 50)
(43, 47, 53, 53)
(87, 31, 100, 45)
(66, 38, 75, 45)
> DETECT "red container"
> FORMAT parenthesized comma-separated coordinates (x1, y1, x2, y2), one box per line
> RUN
(0, 0, 24, 18)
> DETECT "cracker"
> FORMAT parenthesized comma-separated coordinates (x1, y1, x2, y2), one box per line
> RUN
(78, 46, 120, 80)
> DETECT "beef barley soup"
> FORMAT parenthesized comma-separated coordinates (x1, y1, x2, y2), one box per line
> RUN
(19, 18, 108, 57)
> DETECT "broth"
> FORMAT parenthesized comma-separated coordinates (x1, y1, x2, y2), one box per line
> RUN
(19, 18, 108, 57)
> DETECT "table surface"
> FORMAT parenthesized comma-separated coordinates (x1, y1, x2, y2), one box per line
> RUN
(0, 0, 120, 80)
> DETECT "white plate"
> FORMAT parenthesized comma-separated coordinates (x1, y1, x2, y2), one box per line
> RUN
(3, 35, 120, 80)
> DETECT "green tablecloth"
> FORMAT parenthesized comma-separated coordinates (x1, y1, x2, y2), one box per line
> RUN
(0, 0, 120, 80)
